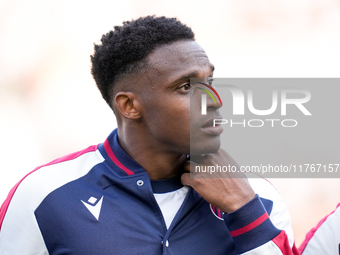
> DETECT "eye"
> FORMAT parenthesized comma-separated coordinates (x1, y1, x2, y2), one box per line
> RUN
(179, 83, 191, 91)
(207, 77, 214, 87)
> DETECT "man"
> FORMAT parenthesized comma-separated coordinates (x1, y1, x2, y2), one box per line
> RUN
(0, 16, 299, 254)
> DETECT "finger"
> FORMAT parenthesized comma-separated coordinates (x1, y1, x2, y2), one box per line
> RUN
(184, 160, 202, 173)
(181, 172, 192, 187)
(183, 161, 191, 173)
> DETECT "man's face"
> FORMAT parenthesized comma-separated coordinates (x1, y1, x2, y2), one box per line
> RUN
(136, 40, 222, 155)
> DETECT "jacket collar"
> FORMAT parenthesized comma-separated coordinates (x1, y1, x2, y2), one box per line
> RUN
(98, 129, 146, 176)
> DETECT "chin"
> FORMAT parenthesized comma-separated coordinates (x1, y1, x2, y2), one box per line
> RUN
(190, 136, 221, 155)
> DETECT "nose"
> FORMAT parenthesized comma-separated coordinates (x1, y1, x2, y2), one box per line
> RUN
(206, 86, 222, 109)
(196, 84, 222, 116)
(198, 83, 222, 112)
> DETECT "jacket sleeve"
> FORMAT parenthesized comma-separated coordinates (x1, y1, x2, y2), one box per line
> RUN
(299, 203, 340, 255)
(223, 178, 300, 255)
(0, 171, 49, 255)
(0, 145, 101, 255)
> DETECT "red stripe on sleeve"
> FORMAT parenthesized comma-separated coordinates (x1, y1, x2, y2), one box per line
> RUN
(230, 212, 269, 237)
(103, 139, 134, 176)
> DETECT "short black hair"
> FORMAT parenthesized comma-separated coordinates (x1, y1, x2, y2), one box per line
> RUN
(91, 15, 195, 108)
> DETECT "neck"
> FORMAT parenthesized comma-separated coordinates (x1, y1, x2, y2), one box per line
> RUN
(117, 125, 187, 180)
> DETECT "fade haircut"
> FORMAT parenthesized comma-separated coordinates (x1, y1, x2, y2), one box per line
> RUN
(91, 15, 195, 108)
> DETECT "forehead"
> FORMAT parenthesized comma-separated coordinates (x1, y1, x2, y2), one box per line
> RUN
(146, 40, 213, 83)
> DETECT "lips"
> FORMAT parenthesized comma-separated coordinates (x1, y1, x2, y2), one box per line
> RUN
(200, 116, 224, 136)
(201, 116, 223, 128)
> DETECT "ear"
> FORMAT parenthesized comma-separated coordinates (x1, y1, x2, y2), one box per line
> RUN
(114, 92, 143, 120)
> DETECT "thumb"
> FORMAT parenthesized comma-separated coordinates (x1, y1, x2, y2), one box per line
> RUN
(181, 172, 192, 187)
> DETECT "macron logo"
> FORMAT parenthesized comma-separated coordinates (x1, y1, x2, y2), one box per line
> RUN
(81, 196, 104, 220)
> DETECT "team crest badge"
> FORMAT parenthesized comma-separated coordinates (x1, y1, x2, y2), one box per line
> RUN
(210, 204, 225, 220)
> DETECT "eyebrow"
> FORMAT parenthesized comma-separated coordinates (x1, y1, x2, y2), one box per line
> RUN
(175, 63, 215, 82)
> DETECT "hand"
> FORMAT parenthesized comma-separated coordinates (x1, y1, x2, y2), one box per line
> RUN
(181, 149, 255, 213)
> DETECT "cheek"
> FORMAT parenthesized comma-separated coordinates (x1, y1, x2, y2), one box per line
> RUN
(189, 95, 203, 129)
(161, 99, 190, 130)
(145, 97, 191, 139)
